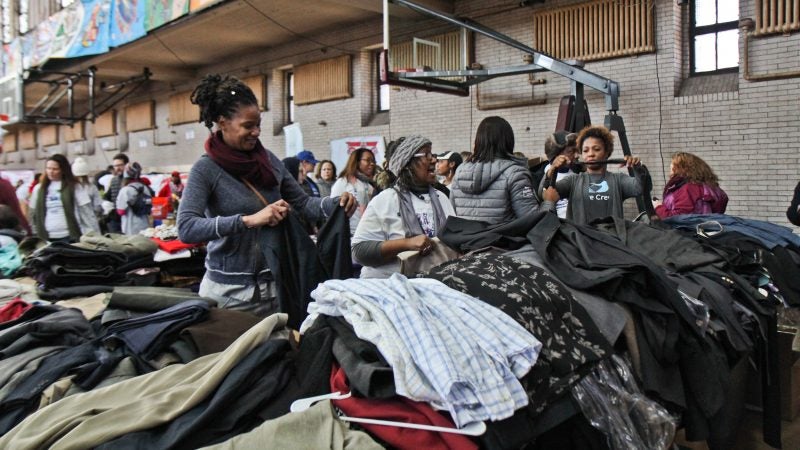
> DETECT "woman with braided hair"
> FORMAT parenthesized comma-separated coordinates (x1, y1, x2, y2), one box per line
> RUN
(178, 74, 355, 315)
(351, 135, 455, 278)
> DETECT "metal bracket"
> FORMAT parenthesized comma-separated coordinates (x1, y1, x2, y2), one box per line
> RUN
(17, 67, 150, 126)
(385, 0, 620, 113)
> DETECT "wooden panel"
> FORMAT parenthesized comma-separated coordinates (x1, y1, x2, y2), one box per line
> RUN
(3, 133, 17, 152)
(126, 101, 155, 132)
(95, 110, 117, 137)
(39, 125, 59, 147)
(64, 122, 85, 142)
(390, 31, 463, 71)
(534, 0, 654, 61)
(294, 55, 352, 105)
(20, 129, 37, 149)
(169, 91, 199, 125)
(243, 74, 267, 110)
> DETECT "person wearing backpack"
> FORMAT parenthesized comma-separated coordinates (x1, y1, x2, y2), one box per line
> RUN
(115, 162, 152, 235)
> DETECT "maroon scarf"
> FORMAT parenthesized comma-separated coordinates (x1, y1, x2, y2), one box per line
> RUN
(204, 131, 277, 188)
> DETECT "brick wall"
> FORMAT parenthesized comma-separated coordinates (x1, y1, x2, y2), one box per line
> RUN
(3, 0, 799, 226)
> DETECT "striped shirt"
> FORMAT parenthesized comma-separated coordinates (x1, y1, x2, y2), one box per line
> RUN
(301, 274, 542, 427)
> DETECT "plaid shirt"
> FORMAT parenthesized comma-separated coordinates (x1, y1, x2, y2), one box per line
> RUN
(302, 274, 542, 427)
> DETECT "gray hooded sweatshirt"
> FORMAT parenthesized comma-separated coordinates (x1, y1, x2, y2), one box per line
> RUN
(449, 156, 552, 225)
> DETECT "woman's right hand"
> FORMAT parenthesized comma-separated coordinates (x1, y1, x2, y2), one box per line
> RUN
(546, 155, 570, 178)
(407, 234, 434, 256)
(243, 200, 291, 228)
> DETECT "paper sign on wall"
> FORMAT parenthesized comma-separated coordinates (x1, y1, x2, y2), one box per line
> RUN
(329, 136, 386, 175)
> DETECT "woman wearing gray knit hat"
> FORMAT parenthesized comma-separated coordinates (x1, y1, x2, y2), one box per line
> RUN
(351, 135, 455, 278)
(450, 116, 554, 224)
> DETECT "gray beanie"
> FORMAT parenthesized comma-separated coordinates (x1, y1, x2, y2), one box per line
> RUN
(124, 162, 142, 180)
(388, 135, 432, 175)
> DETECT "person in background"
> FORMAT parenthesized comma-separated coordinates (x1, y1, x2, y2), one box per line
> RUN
(14, 178, 30, 219)
(314, 160, 337, 198)
(103, 153, 129, 233)
(544, 125, 642, 225)
(435, 151, 463, 188)
(0, 177, 31, 235)
(0, 204, 24, 247)
(352, 135, 455, 278)
(179, 74, 355, 316)
(538, 130, 579, 219)
(296, 150, 318, 179)
(115, 162, 151, 235)
(283, 156, 321, 234)
(158, 170, 185, 214)
(71, 157, 102, 233)
(29, 154, 82, 243)
(95, 165, 113, 192)
(450, 116, 552, 224)
(331, 147, 377, 236)
(283, 156, 320, 198)
(459, 151, 471, 161)
(653, 152, 728, 219)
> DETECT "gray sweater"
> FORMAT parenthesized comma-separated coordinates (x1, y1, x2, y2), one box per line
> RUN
(178, 152, 336, 285)
(449, 156, 552, 225)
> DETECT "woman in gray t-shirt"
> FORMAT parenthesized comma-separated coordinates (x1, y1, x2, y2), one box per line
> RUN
(543, 125, 642, 225)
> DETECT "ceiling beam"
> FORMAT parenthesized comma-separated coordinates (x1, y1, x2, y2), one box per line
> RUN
(323, 0, 454, 18)
(96, 62, 195, 83)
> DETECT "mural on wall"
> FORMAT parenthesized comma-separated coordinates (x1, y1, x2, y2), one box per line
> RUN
(189, 0, 224, 12)
(2, 41, 21, 78)
(30, 4, 84, 65)
(110, 0, 147, 47)
(67, 0, 112, 58)
(329, 136, 386, 177)
(145, 0, 189, 31)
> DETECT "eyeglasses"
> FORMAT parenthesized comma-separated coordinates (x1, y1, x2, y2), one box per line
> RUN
(413, 152, 435, 160)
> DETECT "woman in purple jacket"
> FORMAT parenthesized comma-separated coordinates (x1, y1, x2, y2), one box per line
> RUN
(654, 152, 728, 219)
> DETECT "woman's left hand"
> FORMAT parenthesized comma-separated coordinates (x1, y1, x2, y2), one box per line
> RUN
(339, 192, 357, 216)
(622, 155, 641, 167)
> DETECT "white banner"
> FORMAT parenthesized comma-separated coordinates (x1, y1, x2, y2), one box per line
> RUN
(329, 136, 386, 175)
(283, 123, 303, 157)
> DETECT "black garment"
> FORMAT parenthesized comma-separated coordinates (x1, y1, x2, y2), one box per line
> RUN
(259, 213, 327, 330)
(786, 181, 800, 226)
(37, 284, 114, 301)
(0, 343, 97, 434)
(24, 242, 129, 288)
(178, 308, 262, 357)
(102, 300, 210, 361)
(439, 213, 539, 253)
(96, 339, 293, 450)
(316, 204, 353, 280)
(257, 314, 336, 421)
(108, 286, 216, 311)
(327, 316, 395, 399)
(0, 308, 96, 358)
(592, 216, 726, 273)
(426, 253, 610, 417)
(0, 303, 62, 331)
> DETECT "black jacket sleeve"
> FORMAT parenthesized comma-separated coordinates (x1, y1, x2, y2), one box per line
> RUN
(787, 181, 800, 226)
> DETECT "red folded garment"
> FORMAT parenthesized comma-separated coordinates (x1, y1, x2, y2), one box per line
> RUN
(151, 238, 201, 254)
(0, 298, 31, 323)
(330, 363, 478, 450)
